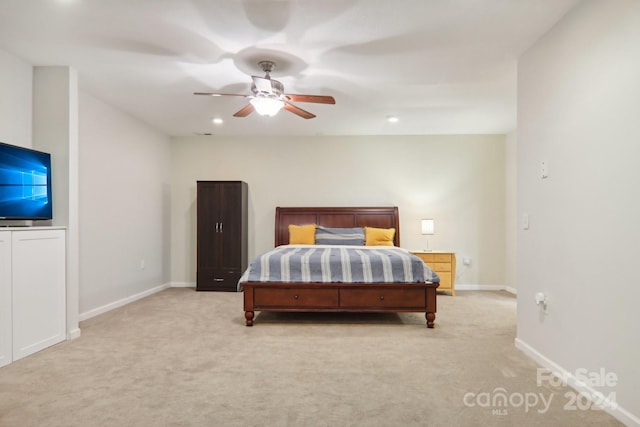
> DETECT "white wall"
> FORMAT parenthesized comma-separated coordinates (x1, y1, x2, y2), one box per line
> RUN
(0, 50, 32, 147)
(505, 130, 517, 291)
(170, 134, 506, 287)
(78, 92, 171, 317)
(517, 1, 640, 425)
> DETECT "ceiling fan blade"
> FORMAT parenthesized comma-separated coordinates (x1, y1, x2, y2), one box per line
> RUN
(233, 104, 255, 117)
(285, 94, 336, 104)
(194, 92, 248, 97)
(283, 102, 316, 119)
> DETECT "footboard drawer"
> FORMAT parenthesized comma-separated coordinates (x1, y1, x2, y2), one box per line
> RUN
(254, 288, 339, 308)
(340, 287, 426, 309)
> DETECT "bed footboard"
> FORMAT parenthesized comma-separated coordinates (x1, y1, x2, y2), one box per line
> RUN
(242, 282, 438, 328)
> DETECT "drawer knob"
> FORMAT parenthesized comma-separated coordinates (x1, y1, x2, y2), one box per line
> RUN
(213, 278, 224, 282)
(379, 295, 385, 301)
(294, 295, 299, 300)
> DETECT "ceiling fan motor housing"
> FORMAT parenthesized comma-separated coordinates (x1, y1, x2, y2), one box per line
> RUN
(251, 78, 284, 99)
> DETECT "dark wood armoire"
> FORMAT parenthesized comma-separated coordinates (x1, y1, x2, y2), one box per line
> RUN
(196, 181, 248, 291)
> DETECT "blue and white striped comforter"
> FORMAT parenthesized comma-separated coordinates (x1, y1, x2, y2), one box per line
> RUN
(239, 245, 439, 284)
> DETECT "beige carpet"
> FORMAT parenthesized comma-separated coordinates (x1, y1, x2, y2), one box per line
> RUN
(0, 289, 623, 427)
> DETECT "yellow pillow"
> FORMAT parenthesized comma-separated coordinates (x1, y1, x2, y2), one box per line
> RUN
(364, 227, 395, 246)
(289, 224, 316, 244)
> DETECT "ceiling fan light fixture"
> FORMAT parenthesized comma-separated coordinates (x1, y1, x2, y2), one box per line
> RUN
(250, 97, 284, 117)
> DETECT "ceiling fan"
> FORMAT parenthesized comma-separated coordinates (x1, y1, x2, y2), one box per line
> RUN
(194, 60, 335, 119)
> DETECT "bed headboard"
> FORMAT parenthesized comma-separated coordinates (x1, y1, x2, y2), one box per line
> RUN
(275, 206, 400, 247)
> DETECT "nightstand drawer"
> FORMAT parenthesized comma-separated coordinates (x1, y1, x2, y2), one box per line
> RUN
(437, 274, 452, 289)
(428, 262, 451, 272)
(417, 253, 451, 263)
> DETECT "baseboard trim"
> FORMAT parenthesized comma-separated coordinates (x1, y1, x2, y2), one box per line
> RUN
(456, 284, 517, 295)
(67, 328, 81, 340)
(515, 338, 639, 427)
(503, 285, 517, 295)
(169, 282, 196, 288)
(79, 283, 171, 321)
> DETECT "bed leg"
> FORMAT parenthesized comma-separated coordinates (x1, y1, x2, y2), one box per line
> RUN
(426, 312, 436, 328)
(245, 311, 254, 326)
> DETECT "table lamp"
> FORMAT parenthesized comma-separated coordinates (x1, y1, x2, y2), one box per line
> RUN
(421, 219, 435, 251)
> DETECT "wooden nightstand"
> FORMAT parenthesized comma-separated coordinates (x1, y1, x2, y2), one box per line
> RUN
(410, 251, 456, 296)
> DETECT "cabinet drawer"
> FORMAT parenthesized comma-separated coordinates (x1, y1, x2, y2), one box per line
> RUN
(197, 269, 241, 291)
(416, 253, 451, 263)
(340, 288, 425, 309)
(428, 262, 451, 272)
(436, 273, 452, 290)
(254, 288, 339, 308)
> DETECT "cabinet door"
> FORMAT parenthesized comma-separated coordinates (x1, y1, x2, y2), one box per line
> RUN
(219, 182, 243, 270)
(0, 231, 11, 368)
(12, 229, 66, 361)
(197, 182, 222, 271)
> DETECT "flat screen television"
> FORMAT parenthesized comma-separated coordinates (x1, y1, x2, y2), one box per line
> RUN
(0, 142, 53, 220)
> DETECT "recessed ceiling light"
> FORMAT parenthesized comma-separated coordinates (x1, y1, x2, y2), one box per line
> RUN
(387, 115, 399, 123)
(212, 117, 224, 125)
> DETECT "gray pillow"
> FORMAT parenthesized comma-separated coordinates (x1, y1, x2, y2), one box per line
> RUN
(315, 226, 365, 245)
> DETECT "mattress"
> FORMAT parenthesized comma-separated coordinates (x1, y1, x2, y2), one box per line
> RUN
(239, 245, 440, 285)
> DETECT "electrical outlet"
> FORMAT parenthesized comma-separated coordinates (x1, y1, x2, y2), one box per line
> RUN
(535, 292, 548, 312)
(140, 259, 145, 269)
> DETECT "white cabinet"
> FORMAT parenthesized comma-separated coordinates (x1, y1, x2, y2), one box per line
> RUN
(0, 231, 11, 368)
(0, 228, 66, 367)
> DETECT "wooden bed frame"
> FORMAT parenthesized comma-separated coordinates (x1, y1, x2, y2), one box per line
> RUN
(241, 207, 438, 328)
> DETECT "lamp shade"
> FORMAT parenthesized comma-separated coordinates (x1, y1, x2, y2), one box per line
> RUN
(250, 97, 284, 116)
(421, 219, 435, 235)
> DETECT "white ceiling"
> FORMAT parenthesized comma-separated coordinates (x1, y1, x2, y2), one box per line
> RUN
(0, 0, 579, 137)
